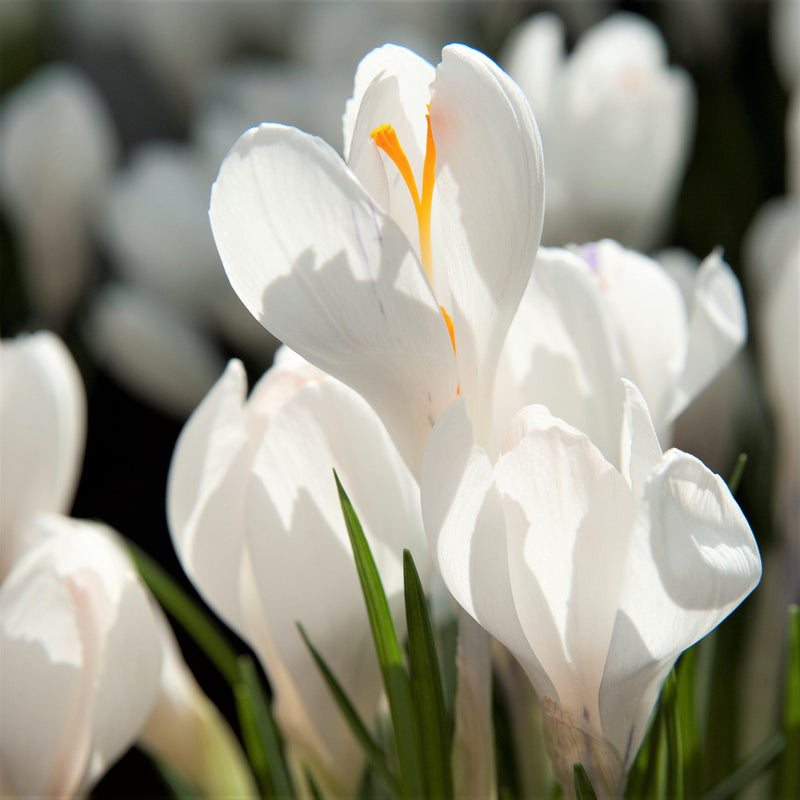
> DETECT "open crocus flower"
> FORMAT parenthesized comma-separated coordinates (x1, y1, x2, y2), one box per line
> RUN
(168, 347, 428, 793)
(501, 12, 694, 250)
(0, 331, 86, 579)
(422, 381, 761, 799)
(0, 515, 163, 798)
(496, 240, 746, 463)
(209, 43, 544, 476)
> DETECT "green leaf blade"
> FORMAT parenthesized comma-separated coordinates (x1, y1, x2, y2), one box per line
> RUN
(297, 623, 400, 797)
(334, 471, 425, 800)
(403, 549, 453, 800)
(573, 763, 598, 800)
(236, 655, 294, 800)
(776, 604, 800, 798)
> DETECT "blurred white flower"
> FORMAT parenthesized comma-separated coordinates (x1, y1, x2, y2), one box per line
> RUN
(422, 382, 761, 799)
(83, 283, 225, 418)
(0, 331, 85, 579)
(496, 241, 746, 463)
(210, 43, 545, 476)
(501, 12, 694, 249)
(168, 348, 427, 793)
(0, 515, 163, 798)
(771, 0, 800, 89)
(0, 64, 116, 323)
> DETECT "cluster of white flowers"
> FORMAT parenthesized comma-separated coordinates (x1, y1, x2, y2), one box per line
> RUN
(1, 5, 794, 799)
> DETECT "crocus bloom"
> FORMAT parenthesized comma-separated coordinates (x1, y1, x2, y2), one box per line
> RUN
(422, 381, 761, 798)
(0, 515, 163, 798)
(209, 43, 544, 476)
(168, 348, 427, 793)
(0, 65, 116, 323)
(501, 12, 694, 249)
(497, 240, 746, 462)
(0, 331, 85, 579)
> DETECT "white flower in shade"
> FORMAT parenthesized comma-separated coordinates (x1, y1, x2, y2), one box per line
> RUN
(0, 515, 163, 798)
(496, 240, 746, 463)
(422, 381, 761, 799)
(83, 283, 225, 418)
(501, 12, 694, 249)
(209, 43, 545, 477)
(0, 64, 116, 323)
(167, 348, 428, 793)
(0, 331, 86, 579)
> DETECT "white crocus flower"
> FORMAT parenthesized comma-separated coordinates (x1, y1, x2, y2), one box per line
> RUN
(209, 43, 545, 478)
(497, 241, 746, 463)
(0, 65, 116, 323)
(0, 515, 163, 798)
(0, 331, 86, 578)
(168, 347, 428, 793)
(502, 12, 694, 250)
(422, 381, 761, 799)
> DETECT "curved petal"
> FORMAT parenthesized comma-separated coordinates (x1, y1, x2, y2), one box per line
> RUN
(429, 44, 545, 450)
(575, 240, 688, 432)
(421, 399, 553, 698)
(667, 250, 747, 422)
(599, 449, 761, 761)
(498, 248, 624, 463)
(0, 331, 86, 576)
(495, 405, 638, 726)
(344, 43, 434, 165)
(167, 360, 252, 639)
(210, 123, 457, 477)
(619, 379, 663, 495)
(244, 377, 423, 790)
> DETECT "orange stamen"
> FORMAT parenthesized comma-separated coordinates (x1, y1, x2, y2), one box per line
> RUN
(370, 117, 437, 284)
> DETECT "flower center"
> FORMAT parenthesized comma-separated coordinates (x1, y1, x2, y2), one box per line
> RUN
(371, 114, 457, 363)
(370, 113, 436, 286)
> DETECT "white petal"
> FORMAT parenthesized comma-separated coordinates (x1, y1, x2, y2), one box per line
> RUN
(244, 377, 423, 788)
(343, 43, 434, 164)
(421, 400, 552, 697)
(577, 240, 688, 432)
(619, 379, 663, 496)
(83, 283, 225, 418)
(429, 44, 545, 448)
(599, 449, 761, 761)
(667, 250, 747, 423)
(0, 331, 86, 577)
(495, 406, 638, 726)
(210, 123, 457, 477)
(0, 561, 88, 797)
(167, 360, 251, 638)
(498, 248, 624, 464)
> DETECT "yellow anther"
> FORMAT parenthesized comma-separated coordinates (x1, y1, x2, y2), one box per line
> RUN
(441, 305, 456, 355)
(370, 115, 437, 284)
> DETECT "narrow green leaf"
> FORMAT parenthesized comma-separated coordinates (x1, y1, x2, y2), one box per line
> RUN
(573, 763, 598, 800)
(237, 655, 294, 799)
(677, 649, 702, 798)
(234, 680, 274, 798)
(652, 713, 670, 800)
(334, 471, 424, 799)
(776, 604, 800, 798)
(704, 734, 785, 800)
(404, 549, 453, 800)
(305, 769, 326, 800)
(662, 670, 684, 800)
(297, 623, 400, 797)
(126, 539, 239, 687)
(727, 452, 747, 495)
